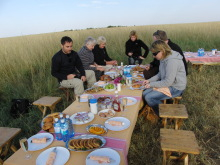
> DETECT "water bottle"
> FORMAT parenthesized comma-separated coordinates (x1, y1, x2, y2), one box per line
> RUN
(126, 74, 132, 86)
(60, 119, 69, 142)
(198, 48, 205, 57)
(201, 48, 205, 56)
(66, 115, 74, 138)
(59, 113, 64, 121)
(54, 118, 62, 141)
(123, 65, 127, 75)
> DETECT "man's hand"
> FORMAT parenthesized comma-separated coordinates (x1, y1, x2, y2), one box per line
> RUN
(81, 76, 86, 82)
(142, 80, 150, 86)
(67, 74, 75, 80)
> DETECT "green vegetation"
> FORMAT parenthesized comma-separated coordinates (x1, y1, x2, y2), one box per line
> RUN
(0, 22, 220, 164)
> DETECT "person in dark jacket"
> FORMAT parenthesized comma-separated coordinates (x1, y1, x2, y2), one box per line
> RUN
(92, 36, 117, 71)
(51, 36, 96, 95)
(125, 30, 149, 65)
(143, 30, 188, 79)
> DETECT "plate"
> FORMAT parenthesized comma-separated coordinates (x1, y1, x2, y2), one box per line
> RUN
(86, 148, 120, 165)
(80, 94, 94, 102)
(66, 134, 106, 152)
(104, 117, 131, 131)
(86, 124, 108, 135)
(130, 86, 144, 90)
(119, 97, 137, 106)
(28, 133, 54, 151)
(133, 74, 144, 79)
(36, 146, 70, 165)
(98, 109, 115, 119)
(105, 72, 117, 79)
(94, 81, 106, 87)
(70, 112, 94, 125)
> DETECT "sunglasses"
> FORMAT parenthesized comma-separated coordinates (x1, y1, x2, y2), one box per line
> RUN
(152, 51, 160, 56)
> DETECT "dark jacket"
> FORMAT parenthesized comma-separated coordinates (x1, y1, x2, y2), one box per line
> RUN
(92, 44, 112, 66)
(125, 39, 149, 58)
(150, 39, 188, 75)
(51, 50, 85, 82)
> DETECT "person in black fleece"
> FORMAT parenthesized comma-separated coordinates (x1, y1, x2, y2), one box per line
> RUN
(93, 36, 117, 66)
(143, 30, 188, 79)
(125, 30, 149, 65)
(51, 36, 96, 95)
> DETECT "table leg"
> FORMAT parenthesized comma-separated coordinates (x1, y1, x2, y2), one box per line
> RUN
(49, 105, 55, 114)
(162, 118, 167, 128)
(175, 119, 179, 130)
(163, 151, 167, 165)
(42, 106, 47, 118)
(10, 145, 18, 153)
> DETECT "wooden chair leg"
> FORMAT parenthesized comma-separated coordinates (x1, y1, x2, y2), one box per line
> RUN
(162, 118, 167, 128)
(163, 151, 167, 165)
(10, 145, 17, 153)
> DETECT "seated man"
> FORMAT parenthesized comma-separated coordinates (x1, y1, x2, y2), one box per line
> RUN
(51, 36, 96, 96)
(92, 36, 117, 71)
(144, 30, 188, 79)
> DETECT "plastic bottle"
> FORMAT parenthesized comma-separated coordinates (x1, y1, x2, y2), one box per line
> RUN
(54, 118, 62, 141)
(60, 119, 69, 142)
(59, 113, 64, 122)
(112, 91, 121, 112)
(126, 74, 132, 86)
(123, 65, 127, 75)
(90, 99, 98, 114)
(65, 115, 74, 138)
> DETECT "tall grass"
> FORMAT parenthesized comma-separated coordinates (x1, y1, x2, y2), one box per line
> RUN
(0, 22, 219, 164)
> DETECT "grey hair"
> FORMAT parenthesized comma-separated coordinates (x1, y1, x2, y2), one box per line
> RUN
(97, 36, 106, 45)
(84, 37, 97, 46)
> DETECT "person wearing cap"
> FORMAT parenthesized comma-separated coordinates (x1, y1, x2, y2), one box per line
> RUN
(125, 30, 149, 65)
(92, 36, 118, 71)
(143, 30, 188, 79)
(51, 36, 96, 96)
(142, 40, 187, 116)
(78, 37, 105, 81)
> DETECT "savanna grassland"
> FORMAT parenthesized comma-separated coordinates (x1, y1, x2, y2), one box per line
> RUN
(0, 22, 220, 164)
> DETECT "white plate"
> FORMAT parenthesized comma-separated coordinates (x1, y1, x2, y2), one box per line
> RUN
(105, 72, 117, 79)
(119, 97, 137, 106)
(36, 146, 70, 165)
(133, 74, 144, 79)
(129, 86, 144, 90)
(104, 117, 131, 131)
(98, 109, 115, 119)
(70, 112, 94, 125)
(86, 148, 120, 165)
(28, 133, 54, 151)
(94, 81, 106, 87)
(80, 94, 94, 102)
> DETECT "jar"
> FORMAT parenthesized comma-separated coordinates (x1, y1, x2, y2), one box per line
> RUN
(89, 99, 98, 114)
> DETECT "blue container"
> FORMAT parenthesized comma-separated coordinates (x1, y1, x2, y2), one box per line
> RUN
(65, 115, 74, 138)
(60, 119, 69, 142)
(54, 118, 62, 141)
(198, 48, 205, 56)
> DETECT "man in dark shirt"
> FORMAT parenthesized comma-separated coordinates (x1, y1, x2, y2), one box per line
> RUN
(143, 30, 188, 79)
(51, 36, 96, 95)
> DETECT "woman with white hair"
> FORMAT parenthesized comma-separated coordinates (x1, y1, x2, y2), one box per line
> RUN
(78, 37, 104, 81)
(92, 36, 117, 71)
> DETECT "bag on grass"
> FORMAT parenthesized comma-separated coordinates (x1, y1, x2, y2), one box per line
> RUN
(10, 99, 32, 118)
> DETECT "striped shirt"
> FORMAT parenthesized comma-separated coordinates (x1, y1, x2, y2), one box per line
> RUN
(78, 46, 96, 71)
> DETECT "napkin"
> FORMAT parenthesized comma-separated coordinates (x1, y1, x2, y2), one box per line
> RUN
(90, 156, 110, 163)
(153, 87, 172, 97)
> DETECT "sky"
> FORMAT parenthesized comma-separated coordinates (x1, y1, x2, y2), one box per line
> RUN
(0, 0, 219, 38)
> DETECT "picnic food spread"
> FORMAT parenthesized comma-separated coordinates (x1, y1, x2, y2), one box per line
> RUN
(132, 66, 145, 72)
(74, 112, 90, 122)
(85, 87, 104, 94)
(99, 109, 115, 118)
(100, 75, 112, 81)
(46, 148, 57, 165)
(68, 138, 103, 151)
(88, 126, 106, 135)
(132, 84, 142, 88)
(107, 120, 124, 126)
(31, 137, 47, 144)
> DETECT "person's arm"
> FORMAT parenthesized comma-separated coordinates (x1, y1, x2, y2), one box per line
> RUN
(125, 41, 132, 57)
(92, 47, 106, 66)
(75, 54, 86, 77)
(103, 47, 112, 61)
(148, 72, 161, 82)
(51, 55, 67, 80)
(149, 59, 178, 88)
(140, 40, 149, 58)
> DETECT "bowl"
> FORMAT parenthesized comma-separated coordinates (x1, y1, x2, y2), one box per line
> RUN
(104, 83, 116, 92)
(86, 124, 108, 135)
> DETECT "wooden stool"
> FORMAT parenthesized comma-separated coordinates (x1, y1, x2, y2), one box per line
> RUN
(59, 86, 75, 102)
(159, 104, 188, 130)
(160, 129, 200, 165)
(191, 61, 204, 72)
(33, 96, 62, 118)
(163, 96, 182, 104)
(0, 127, 21, 164)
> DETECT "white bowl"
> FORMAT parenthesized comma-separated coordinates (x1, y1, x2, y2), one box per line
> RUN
(104, 84, 116, 92)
